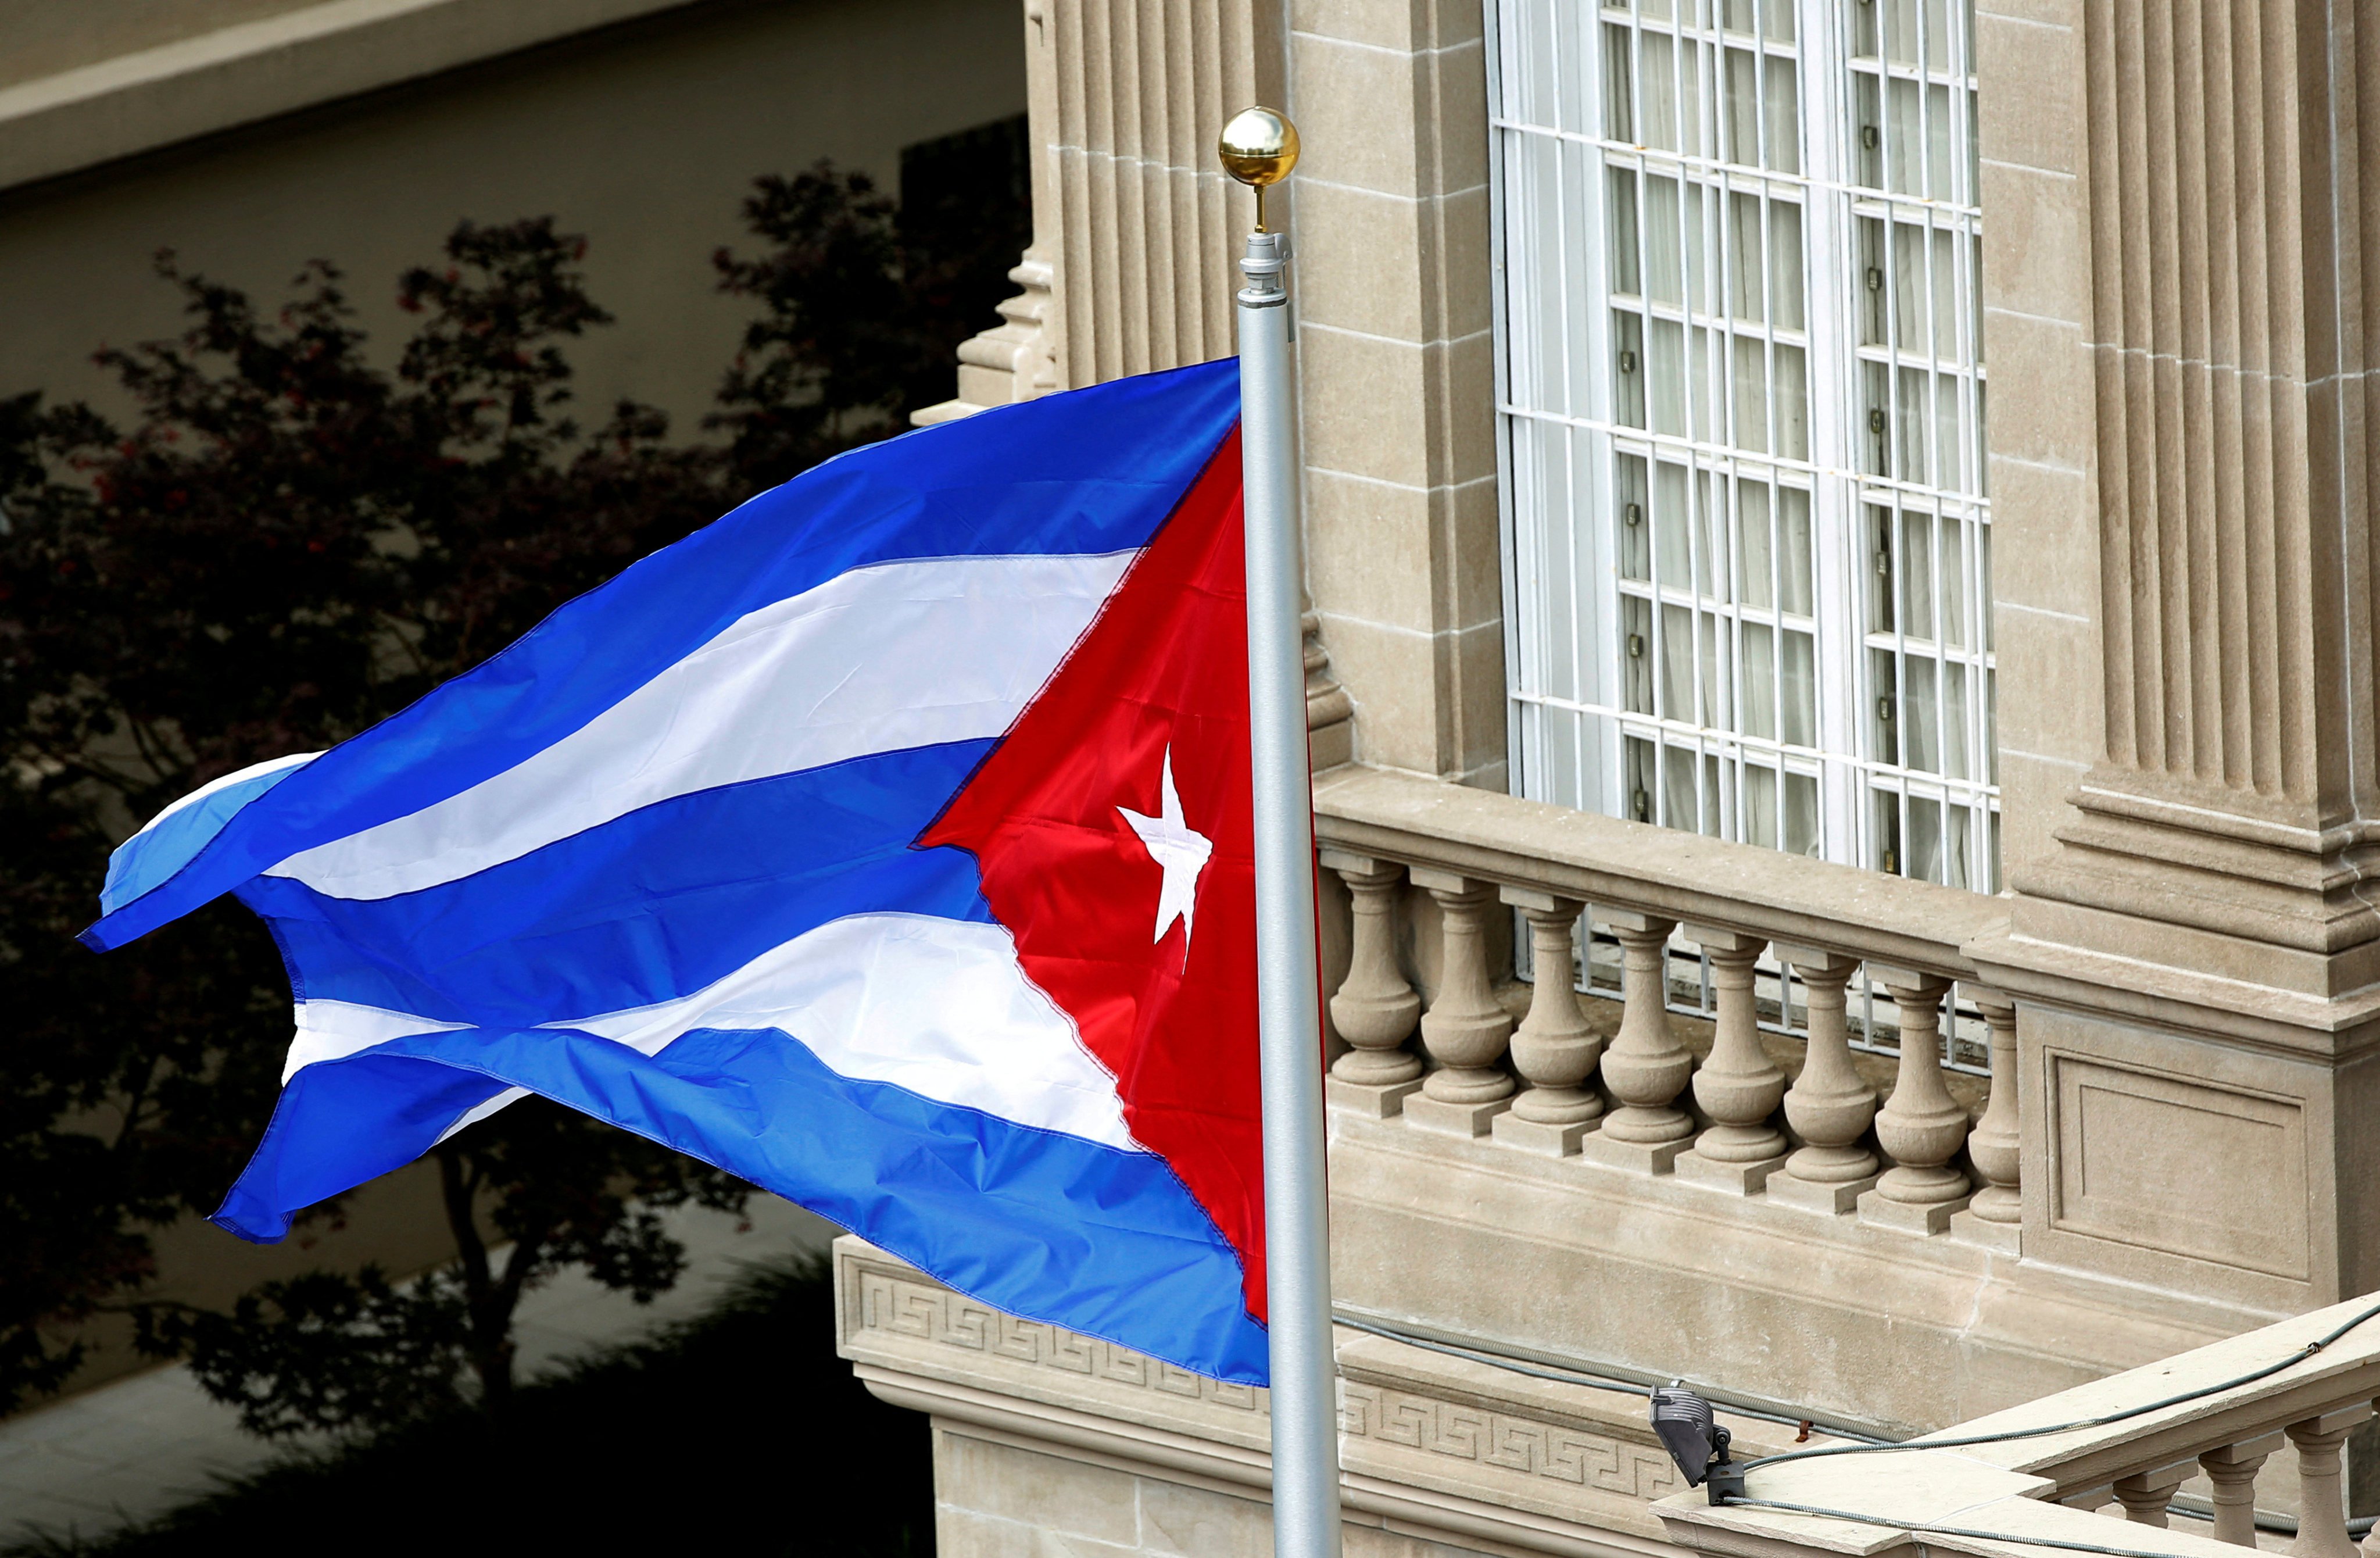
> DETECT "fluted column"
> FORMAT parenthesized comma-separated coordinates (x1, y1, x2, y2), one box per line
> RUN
(919, 0, 1287, 423)
(1579, 911, 1697, 1174)
(1858, 968, 1971, 1235)
(2006, 0, 2380, 992)
(1402, 870, 1514, 1137)
(2200, 1435, 2281, 1548)
(1975, 0, 2380, 1317)
(1767, 947, 1879, 1215)
(1322, 851, 1423, 1116)
(1043, 0, 1282, 389)
(2286, 1407, 2371, 1558)
(1491, 889, 1601, 1156)
(1674, 927, 1787, 1193)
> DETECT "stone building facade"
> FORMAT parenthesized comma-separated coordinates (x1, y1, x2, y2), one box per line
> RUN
(850, 0, 2380, 1553)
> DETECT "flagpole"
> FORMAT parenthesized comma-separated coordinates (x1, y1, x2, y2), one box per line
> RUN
(1220, 106, 1344, 1558)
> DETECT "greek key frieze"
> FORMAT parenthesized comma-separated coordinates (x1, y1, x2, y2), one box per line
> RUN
(1338, 1380, 1680, 1501)
(850, 1264, 1265, 1414)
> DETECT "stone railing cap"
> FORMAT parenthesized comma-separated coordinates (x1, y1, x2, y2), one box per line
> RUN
(1315, 766, 2003, 977)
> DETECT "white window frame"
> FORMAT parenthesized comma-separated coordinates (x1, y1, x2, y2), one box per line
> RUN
(1486, 0, 1998, 892)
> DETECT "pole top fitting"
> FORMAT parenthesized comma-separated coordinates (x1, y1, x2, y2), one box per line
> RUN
(1219, 106, 1300, 233)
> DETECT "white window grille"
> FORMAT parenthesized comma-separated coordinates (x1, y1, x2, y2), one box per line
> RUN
(1488, 0, 1998, 891)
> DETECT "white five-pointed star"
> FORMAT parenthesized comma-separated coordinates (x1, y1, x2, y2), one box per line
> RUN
(1116, 745, 1214, 955)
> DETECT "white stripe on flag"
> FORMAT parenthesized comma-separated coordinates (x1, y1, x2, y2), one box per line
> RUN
(264, 551, 1137, 901)
(285, 913, 1137, 1151)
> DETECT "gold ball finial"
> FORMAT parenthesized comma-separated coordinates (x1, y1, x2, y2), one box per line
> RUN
(1219, 106, 1299, 231)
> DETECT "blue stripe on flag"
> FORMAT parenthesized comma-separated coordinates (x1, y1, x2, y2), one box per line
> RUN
(216, 1023, 1270, 1385)
(235, 741, 997, 1025)
(81, 358, 1241, 952)
(102, 756, 314, 914)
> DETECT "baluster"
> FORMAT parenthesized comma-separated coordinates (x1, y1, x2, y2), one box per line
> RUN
(1401, 870, 1515, 1137)
(1767, 946, 1878, 1214)
(2288, 1408, 2371, 1558)
(1858, 967, 1971, 1235)
(1322, 851, 1423, 1117)
(1491, 889, 1603, 1156)
(1579, 911, 1698, 1174)
(2200, 1435, 2281, 1547)
(1674, 926, 1787, 1192)
(1953, 987, 2022, 1252)
(2113, 1462, 2192, 1527)
(2363, 1413, 2380, 1558)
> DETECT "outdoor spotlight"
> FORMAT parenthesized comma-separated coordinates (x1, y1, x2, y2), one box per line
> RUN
(1650, 1386, 1745, 1504)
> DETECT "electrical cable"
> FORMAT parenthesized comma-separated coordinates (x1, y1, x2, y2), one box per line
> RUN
(1330, 1313, 1892, 1443)
(1335, 1306, 2380, 1540)
(1727, 1498, 2239, 1558)
(1742, 1295, 2380, 1473)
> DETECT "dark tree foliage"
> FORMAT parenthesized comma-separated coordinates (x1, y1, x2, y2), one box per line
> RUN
(0, 220, 741, 1428)
(710, 123, 1032, 488)
(0, 132, 1028, 1435)
(5, 1257, 936, 1558)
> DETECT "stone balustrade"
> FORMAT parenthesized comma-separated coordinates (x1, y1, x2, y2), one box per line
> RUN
(1314, 763, 2016, 1247)
(1656, 1287, 2380, 1558)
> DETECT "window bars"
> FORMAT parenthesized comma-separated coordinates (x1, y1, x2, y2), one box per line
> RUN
(1491, 0, 1998, 892)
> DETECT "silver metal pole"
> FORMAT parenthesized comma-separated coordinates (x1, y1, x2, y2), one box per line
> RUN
(1237, 225, 1344, 1558)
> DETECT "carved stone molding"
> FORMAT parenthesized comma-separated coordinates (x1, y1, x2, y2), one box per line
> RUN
(2014, 0, 2380, 987)
(835, 1236, 1765, 1558)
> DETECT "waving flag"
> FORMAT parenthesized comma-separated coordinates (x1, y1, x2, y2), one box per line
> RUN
(80, 360, 1272, 1384)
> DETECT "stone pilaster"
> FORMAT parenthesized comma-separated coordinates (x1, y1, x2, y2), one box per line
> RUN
(2010, 0, 2380, 1002)
(918, 0, 1273, 419)
(1978, 0, 2380, 1312)
(1287, 0, 1502, 786)
(917, 2, 1357, 764)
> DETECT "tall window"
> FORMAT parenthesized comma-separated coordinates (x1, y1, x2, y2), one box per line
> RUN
(1490, 0, 1997, 891)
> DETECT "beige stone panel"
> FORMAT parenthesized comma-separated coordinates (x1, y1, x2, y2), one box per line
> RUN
(1325, 1117, 2238, 1438)
(1995, 748, 2085, 888)
(2334, 1050, 2380, 1297)
(1290, 0, 1419, 52)
(1291, 0, 1486, 53)
(1981, 310, 2094, 472)
(2020, 1005, 2339, 1310)
(1318, 613, 1444, 774)
(1975, 10, 2082, 177)
(1454, 616, 1511, 787)
(936, 1430, 1143, 1546)
(1995, 603, 2102, 766)
(1295, 178, 1429, 342)
(1136, 1478, 1275, 1558)
(1323, 607, 1504, 786)
(1440, 323, 1499, 487)
(1975, 0, 2080, 28)
(1289, 32, 1427, 199)
(1985, 458, 2098, 618)
(935, 1506, 1136, 1558)
(1301, 323, 1437, 489)
(1307, 468, 1438, 631)
(1443, 473, 1504, 630)
(2052, 1056, 2309, 1278)
(1430, 36, 1490, 196)
(1341, 1527, 1494, 1558)
(1981, 159, 2090, 329)
(1436, 181, 1493, 341)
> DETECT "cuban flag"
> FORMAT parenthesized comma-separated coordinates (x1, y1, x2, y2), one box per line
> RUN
(79, 360, 1275, 1384)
